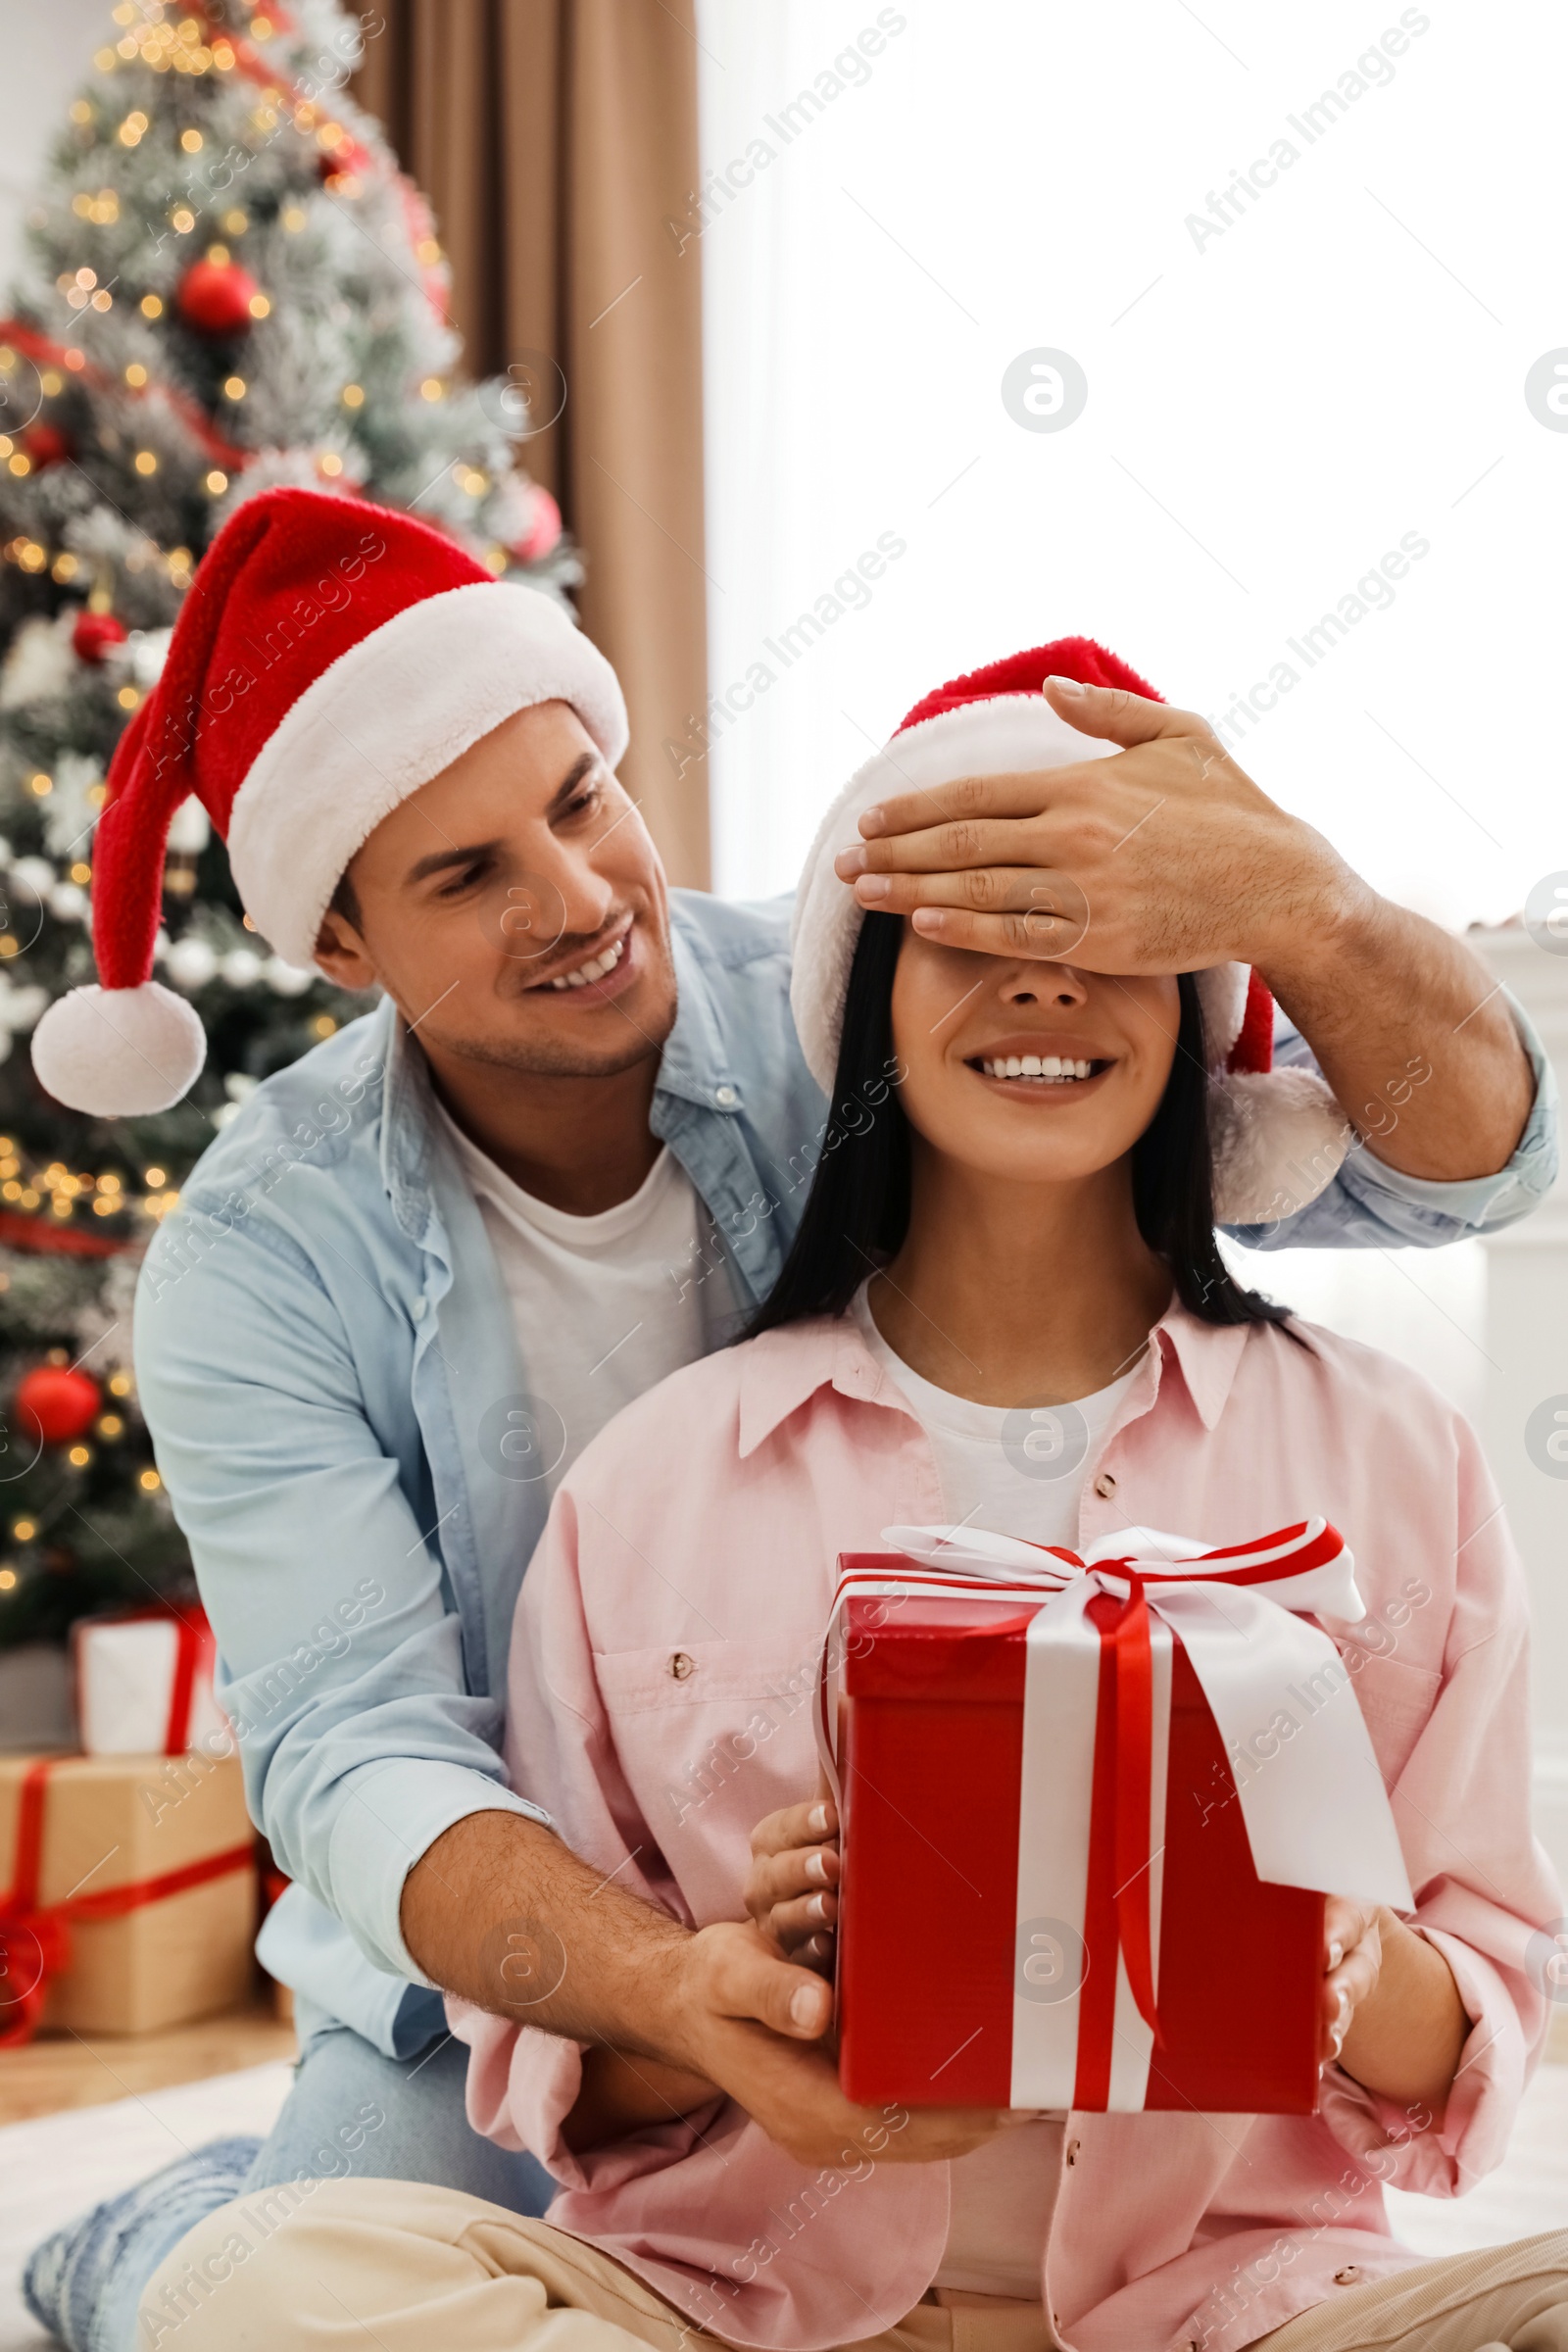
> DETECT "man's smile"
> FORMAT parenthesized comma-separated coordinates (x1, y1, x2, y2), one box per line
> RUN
(521, 912, 639, 1003)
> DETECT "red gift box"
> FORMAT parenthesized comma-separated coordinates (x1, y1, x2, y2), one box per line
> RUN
(820, 1522, 1412, 2116)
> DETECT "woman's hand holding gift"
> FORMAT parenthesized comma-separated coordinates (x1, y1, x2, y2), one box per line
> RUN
(1323, 1895, 1468, 2115)
(747, 1793, 841, 1973)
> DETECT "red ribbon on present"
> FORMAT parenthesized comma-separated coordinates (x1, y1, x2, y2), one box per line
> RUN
(0, 1757, 253, 2047)
(162, 1606, 218, 1755)
(1096, 1571, 1160, 2042)
(1072, 1521, 1352, 2056)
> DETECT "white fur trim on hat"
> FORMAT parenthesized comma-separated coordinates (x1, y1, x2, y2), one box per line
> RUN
(31, 981, 206, 1115)
(1208, 1067, 1352, 1225)
(227, 581, 628, 968)
(1193, 963, 1248, 1064)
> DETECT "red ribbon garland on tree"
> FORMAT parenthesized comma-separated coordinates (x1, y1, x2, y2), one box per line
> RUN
(0, 316, 250, 474)
(0, 1206, 130, 1258)
(185, 2, 376, 180)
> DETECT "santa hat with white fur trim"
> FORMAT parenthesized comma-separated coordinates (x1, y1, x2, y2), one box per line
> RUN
(30, 486, 626, 1116)
(791, 638, 1351, 1227)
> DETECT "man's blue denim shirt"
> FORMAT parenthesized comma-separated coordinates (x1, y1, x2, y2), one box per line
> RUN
(133, 890, 1559, 2055)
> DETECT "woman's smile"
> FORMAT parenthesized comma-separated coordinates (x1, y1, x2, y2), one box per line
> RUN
(963, 1032, 1116, 1098)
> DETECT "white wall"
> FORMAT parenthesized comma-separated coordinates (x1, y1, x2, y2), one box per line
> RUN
(0, 4, 115, 296)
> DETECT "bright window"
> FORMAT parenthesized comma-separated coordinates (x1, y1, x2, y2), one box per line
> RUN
(699, 0, 1566, 936)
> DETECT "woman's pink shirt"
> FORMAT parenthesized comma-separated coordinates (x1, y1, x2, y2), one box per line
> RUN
(451, 1304, 1560, 2352)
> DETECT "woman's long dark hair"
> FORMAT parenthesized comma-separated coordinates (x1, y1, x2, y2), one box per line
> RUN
(749, 911, 1292, 1336)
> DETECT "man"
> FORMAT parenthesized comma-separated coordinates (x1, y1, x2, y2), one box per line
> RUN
(24, 489, 1553, 2350)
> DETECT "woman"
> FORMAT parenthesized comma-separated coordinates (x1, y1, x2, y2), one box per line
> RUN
(150, 651, 1565, 2351)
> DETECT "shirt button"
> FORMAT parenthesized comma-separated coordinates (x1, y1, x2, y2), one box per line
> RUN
(715, 1085, 738, 1108)
(669, 1651, 696, 1680)
(1334, 2266, 1362, 2285)
(1093, 1471, 1117, 1498)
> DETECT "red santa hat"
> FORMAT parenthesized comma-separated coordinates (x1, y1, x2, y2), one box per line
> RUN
(790, 638, 1350, 1226)
(30, 486, 626, 1116)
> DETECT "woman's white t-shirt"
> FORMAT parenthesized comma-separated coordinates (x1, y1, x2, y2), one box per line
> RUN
(850, 1282, 1142, 2301)
(849, 1283, 1138, 1547)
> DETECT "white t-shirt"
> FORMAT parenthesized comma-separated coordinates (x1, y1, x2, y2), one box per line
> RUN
(850, 1284, 1139, 1548)
(850, 1281, 1141, 2301)
(438, 1104, 738, 1495)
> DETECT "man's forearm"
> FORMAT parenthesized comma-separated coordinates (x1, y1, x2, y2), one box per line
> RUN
(401, 1808, 698, 2060)
(401, 1809, 862, 2165)
(1259, 883, 1533, 1183)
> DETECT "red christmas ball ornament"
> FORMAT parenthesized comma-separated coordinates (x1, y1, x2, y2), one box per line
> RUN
(15, 1365, 101, 1447)
(22, 421, 74, 469)
(508, 482, 562, 566)
(73, 611, 128, 665)
(175, 256, 261, 337)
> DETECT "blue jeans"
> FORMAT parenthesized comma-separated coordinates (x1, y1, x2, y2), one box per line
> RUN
(242, 2011, 557, 2205)
(105, 2013, 554, 2352)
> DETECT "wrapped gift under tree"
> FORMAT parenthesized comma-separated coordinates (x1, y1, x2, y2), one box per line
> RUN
(0, 1745, 255, 2042)
(72, 1601, 224, 1756)
(820, 1521, 1412, 2116)
(0, 1598, 253, 2039)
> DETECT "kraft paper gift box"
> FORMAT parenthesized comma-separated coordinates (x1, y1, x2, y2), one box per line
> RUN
(72, 1604, 226, 1756)
(819, 1521, 1412, 2115)
(0, 1749, 256, 2039)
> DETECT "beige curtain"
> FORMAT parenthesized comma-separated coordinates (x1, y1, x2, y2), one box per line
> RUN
(355, 0, 710, 887)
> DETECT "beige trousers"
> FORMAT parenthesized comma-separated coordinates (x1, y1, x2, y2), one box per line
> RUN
(137, 2178, 1568, 2352)
(1253, 2228, 1568, 2352)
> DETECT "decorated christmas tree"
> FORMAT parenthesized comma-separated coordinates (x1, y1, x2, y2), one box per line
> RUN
(0, 0, 573, 1648)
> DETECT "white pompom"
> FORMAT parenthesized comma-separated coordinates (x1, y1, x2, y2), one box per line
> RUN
(1209, 1067, 1353, 1227)
(30, 982, 207, 1115)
